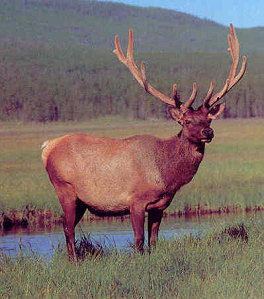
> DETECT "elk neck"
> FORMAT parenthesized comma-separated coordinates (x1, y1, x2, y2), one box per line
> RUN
(156, 129, 205, 193)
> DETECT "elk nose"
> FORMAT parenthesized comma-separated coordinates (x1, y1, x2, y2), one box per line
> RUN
(202, 127, 214, 138)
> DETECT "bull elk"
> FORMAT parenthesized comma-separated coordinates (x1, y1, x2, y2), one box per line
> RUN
(42, 24, 246, 260)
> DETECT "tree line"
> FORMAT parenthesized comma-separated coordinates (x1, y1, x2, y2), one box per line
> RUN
(0, 41, 263, 122)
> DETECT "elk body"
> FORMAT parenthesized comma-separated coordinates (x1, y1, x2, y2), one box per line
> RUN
(42, 24, 246, 260)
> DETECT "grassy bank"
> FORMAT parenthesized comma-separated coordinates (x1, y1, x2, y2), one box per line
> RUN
(0, 220, 263, 298)
(0, 118, 263, 227)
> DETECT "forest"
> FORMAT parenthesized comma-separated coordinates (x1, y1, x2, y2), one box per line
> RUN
(0, 0, 264, 122)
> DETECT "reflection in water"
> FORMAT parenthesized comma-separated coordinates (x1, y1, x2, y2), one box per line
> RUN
(0, 212, 262, 258)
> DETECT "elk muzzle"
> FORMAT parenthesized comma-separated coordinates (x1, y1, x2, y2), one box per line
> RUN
(201, 127, 214, 143)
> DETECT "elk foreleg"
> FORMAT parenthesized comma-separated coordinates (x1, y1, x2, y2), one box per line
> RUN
(130, 201, 146, 253)
(147, 210, 163, 248)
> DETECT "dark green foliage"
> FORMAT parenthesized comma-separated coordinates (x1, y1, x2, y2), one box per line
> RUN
(217, 223, 249, 243)
(223, 223, 249, 242)
(75, 232, 105, 260)
(0, 0, 264, 121)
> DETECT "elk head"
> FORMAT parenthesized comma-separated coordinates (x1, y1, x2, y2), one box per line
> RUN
(113, 24, 247, 145)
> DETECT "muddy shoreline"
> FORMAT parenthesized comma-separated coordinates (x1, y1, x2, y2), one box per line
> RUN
(1, 205, 263, 231)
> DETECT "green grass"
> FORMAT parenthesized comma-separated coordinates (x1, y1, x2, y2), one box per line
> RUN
(0, 219, 263, 298)
(0, 118, 263, 216)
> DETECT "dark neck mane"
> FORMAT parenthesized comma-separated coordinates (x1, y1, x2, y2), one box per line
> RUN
(157, 130, 205, 193)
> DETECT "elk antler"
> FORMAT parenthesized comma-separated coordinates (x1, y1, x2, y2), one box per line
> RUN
(113, 24, 246, 112)
(203, 24, 247, 107)
(113, 29, 197, 111)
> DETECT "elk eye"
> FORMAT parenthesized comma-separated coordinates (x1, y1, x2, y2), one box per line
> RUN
(185, 120, 192, 125)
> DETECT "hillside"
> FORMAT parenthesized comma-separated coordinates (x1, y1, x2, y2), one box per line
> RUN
(1, 0, 264, 53)
(0, 0, 264, 121)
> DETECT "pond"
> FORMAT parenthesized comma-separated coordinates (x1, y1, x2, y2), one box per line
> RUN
(0, 212, 262, 258)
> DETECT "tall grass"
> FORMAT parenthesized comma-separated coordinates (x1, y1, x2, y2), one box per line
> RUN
(0, 220, 263, 298)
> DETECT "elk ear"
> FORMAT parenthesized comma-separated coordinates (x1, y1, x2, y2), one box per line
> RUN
(208, 102, 225, 119)
(168, 107, 184, 125)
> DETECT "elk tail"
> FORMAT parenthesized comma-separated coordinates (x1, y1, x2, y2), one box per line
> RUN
(41, 140, 51, 168)
(41, 140, 50, 150)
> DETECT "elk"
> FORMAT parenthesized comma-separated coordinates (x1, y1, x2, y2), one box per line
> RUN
(42, 24, 246, 260)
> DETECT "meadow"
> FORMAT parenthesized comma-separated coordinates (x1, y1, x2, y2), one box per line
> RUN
(0, 219, 263, 298)
(0, 117, 263, 227)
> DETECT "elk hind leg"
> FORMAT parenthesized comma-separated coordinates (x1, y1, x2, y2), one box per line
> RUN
(54, 183, 86, 261)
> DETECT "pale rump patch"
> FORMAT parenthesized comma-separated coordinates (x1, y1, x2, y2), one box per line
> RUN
(41, 140, 49, 150)
(41, 135, 69, 168)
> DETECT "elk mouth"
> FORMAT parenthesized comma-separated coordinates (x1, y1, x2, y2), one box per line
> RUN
(201, 137, 213, 143)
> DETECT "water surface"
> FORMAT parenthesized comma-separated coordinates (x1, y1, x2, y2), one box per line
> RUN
(0, 212, 261, 258)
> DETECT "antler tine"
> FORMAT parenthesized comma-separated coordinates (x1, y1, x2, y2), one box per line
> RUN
(181, 82, 197, 111)
(227, 25, 239, 80)
(140, 61, 149, 92)
(203, 80, 214, 107)
(228, 55, 247, 89)
(172, 84, 184, 109)
(208, 24, 247, 107)
(172, 84, 177, 100)
(114, 35, 126, 64)
(127, 29, 134, 59)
